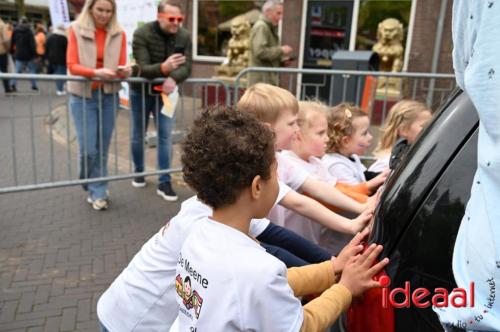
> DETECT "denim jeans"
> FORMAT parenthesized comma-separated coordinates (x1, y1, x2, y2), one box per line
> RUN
(130, 89, 175, 184)
(12, 60, 38, 88)
(70, 90, 118, 200)
(49, 64, 67, 92)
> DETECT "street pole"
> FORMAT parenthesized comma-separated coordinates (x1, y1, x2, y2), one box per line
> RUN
(15, 0, 26, 18)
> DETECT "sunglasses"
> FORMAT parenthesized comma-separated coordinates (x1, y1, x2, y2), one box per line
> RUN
(158, 13, 184, 23)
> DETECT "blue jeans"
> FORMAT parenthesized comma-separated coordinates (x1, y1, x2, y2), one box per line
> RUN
(130, 90, 175, 184)
(257, 223, 331, 267)
(12, 60, 38, 88)
(70, 90, 118, 200)
(49, 64, 67, 92)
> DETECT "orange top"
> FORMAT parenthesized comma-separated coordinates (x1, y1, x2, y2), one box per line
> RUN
(67, 27, 127, 78)
(35, 32, 46, 55)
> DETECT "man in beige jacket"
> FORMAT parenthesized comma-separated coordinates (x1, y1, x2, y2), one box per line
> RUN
(0, 18, 12, 93)
(248, 0, 292, 86)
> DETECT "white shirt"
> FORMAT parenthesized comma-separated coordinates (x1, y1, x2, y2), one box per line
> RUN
(433, 1, 500, 330)
(368, 155, 390, 173)
(322, 153, 367, 185)
(277, 150, 335, 243)
(268, 152, 310, 227)
(171, 218, 304, 332)
(97, 196, 274, 331)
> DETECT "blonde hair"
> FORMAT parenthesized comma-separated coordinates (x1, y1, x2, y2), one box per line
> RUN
(237, 83, 298, 123)
(375, 100, 431, 154)
(76, 0, 121, 33)
(326, 103, 368, 153)
(297, 100, 328, 130)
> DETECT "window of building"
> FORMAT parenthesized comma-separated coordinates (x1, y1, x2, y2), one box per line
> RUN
(193, 0, 264, 61)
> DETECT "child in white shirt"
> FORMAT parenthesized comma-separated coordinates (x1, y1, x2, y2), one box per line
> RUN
(282, 101, 373, 253)
(323, 103, 388, 190)
(238, 84, 375, 237)
(369, 99, 432, 172)
(172, 107, 389, 332)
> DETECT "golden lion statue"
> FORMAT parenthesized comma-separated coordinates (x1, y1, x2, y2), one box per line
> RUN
(216, 17, 251, 77)
(372, 18, 404, 96)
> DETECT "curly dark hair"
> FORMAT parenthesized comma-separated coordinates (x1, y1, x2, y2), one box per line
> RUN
(181, 107, 276, 209)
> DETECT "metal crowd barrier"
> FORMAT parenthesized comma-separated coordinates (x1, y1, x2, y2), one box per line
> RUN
(234, 67, 456, 125)
(0, 73, 229, 194)
(0, 69, 455, 194)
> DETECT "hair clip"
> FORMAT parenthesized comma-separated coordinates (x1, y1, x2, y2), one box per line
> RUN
(344, 108, 352, 118)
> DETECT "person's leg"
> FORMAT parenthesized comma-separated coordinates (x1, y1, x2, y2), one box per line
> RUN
(70, 92, 99, 195)
(11, 59, 25, 88)
(259, 243, 309, 268)
(153, 95, 177, 200)
(54, 64, 66, 92)
(130, 89, 152, 179)
(0, 54, 10, 92)
(257, 223, 332, 263)
(89, 91, 117, 200)
(27, 60, 38, 89)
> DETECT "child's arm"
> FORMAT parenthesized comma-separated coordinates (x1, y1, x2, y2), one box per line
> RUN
(300, 177, 366, 214)
(280, 190, 372, 235)
(299, 244, 389, 332)
(365, 169, 390, 193)
(287, 229, 368, 296)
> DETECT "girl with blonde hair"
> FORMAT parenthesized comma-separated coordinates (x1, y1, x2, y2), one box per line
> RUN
(369, 99, 432, 172)
(67, 0, 131, 210)
(323, 103, 388, 192)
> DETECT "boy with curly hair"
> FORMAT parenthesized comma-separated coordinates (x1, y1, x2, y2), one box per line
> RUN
(172, 107, 389, 331)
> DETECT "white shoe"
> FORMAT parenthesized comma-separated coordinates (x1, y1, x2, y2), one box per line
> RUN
(87, 197, 109, 211)
(56, 90, 66, 96)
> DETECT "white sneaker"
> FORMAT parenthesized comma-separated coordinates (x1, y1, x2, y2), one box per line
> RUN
(56, 90, 66, 96)
(87, 197, 109, 211)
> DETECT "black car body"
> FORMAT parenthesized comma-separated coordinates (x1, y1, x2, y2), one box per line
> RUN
(346, 89, 479, 332)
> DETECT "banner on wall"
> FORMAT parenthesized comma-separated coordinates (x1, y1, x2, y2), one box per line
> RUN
(49, 0, 71, 28)
(116, 0, 159, 106)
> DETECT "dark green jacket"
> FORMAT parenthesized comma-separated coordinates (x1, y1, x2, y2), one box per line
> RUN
(131, 21, 192, 92)
(248, 15, 283, 86)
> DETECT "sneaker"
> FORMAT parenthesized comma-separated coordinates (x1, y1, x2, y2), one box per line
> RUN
(32, 86, 39, 91)
(87, 197, 109, 211)
(56, 90, 66, 96)
(157, 182, 178, 201)
(132, 177, 146, 188)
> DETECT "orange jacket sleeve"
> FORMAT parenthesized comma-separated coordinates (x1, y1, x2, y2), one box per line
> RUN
(67, 27, 96, 78)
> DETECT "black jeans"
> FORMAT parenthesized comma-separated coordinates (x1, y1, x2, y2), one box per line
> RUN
(0, 54, 10, 92)
(257, 223, 331, 267)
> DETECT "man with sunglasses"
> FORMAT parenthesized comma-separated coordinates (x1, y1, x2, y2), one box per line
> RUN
(130, 0, 192, 202)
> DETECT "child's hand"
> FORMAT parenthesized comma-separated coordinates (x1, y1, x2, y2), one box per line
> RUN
(338, 244, 389, 297)
(367, 169, 390, 192)
(332, 228, 370, 275)
(350, 208, 373, 234)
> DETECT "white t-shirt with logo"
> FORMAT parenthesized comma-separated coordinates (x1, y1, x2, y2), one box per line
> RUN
(171, 218, 304, 332)
(277, 150, 336, 243)
(97, 193, 284, 331)
(322, 153, 367, 185)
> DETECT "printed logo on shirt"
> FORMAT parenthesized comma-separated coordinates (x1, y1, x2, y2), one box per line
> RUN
(176, 274, 204, 319)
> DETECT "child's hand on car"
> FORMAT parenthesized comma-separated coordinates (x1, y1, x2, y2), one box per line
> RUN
(339, 244, 389, 297)
(331, 228, 370, 277)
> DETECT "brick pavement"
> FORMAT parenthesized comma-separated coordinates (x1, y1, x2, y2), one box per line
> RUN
(0, 81, 193, 331)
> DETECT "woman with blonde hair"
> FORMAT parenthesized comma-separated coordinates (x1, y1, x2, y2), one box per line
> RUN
(369, 99, 432, 172)
(67, 0, 131, 210)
